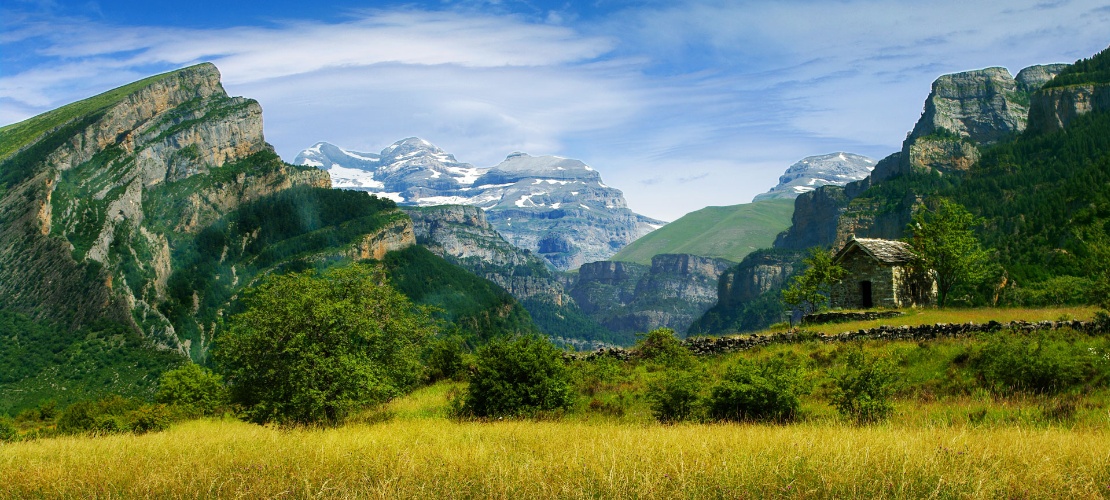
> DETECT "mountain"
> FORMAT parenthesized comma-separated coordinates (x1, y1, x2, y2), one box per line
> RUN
(403, 205, 615, 346)
(774, 63, 1072, 252)
(695, 49, 1110, 335)
(0, 64, 541, 411)
(752, 152, 875, 202)
(610, 198, 794, 265)
(295, 139, 664, 270)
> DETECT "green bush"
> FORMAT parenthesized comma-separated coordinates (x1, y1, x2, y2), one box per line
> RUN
(648, 369, 706, 423)
(424, 335, 468, 382)
(707, 357, 807, 422)
(461, 336, 573, 418)
(831, 347, 898, 424)
(156, 364, 229, 416)
(972, 330, 1100, 394)
(57, 395, 137, 434)
(0, 417, 17, 442)
(634, 328, 693, 368)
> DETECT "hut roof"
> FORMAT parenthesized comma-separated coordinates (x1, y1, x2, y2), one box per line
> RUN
(834, 238, 916, 265)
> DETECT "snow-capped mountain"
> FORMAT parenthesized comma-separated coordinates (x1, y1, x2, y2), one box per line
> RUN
(294, 138, 664, 270)
(752, 152, 875, 202)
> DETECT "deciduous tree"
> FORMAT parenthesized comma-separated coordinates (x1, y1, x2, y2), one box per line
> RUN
(215, 264, 433, 425)
(905, 199, 990, 308)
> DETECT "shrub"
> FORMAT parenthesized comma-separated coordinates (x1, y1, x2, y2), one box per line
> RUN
(57, 395, 138, 434)
(648, 369, 706, 423)
(972, 330, 1096, 394)
(634, 328, 693, 368)
(707, 356, 807, 422)
(461, 335, 573, 418)
(425, 335, 468, 382)
(0, 417, 17, 442)
(156, 363, 229, 416)
(831, 347, 898, 424)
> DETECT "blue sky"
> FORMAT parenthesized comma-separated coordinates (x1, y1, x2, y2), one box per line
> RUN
(2, 0, 1108, 220)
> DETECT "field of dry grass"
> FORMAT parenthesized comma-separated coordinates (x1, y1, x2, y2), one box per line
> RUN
(3, 382, 1109, 498)
(778, 306, 1100, 335)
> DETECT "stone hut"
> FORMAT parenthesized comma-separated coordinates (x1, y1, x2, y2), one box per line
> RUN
(829, 237, 934, 309)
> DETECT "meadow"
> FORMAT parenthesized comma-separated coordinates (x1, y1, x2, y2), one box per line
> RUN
(2, 388, 1109, 498)
(3, 306, 1109, 498)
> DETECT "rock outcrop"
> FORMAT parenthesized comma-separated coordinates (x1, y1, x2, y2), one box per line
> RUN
(295, 139, 664, 270)
(568, 254, 732, 337)
(1027, 83, 1110, 134)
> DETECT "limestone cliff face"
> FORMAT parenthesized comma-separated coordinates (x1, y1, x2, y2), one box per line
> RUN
(568, 254, 731, 337)
(405, 205, 569, 303)
(908, 67, 1028, 145)
(716, 251, 801, 308)
(906, 136, 980, 173)
(772, 185, 850, 250)
(350, 218, 416, 260)
(1027, 83, 1110, 134)
(0, 63, 327, 353)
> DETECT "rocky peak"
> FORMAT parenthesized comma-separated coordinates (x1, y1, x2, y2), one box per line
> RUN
(753, 152, 874, 202)
(295, 138, 662, 270)
(1016, 64, 1070, 93)
(908, 67, 1026, 144)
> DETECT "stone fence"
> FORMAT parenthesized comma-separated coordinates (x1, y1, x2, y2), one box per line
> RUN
(567, 319, 1105, 361)
(801, 310, 904, 325)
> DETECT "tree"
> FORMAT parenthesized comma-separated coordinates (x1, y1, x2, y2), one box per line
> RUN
(905, 199, 990, 307)
(460, 335, 573, 418)
(781, 247, 847, 320)
(214, 264, 434, 425)
(155, 363, 229, 416)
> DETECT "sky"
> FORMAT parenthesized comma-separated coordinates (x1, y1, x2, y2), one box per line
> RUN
(2, 1, 1108, 221)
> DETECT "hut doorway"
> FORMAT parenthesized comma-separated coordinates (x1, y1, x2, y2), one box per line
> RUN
(860, 281, 873, 308)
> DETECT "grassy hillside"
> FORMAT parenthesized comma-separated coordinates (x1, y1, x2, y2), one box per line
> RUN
(612, 198, 794, 265)
(0, 64, 212, 162)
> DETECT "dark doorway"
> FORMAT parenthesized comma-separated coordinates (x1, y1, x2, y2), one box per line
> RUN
(860, 281, 873, 308)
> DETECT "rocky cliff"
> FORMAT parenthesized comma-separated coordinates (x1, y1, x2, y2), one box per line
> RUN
(568, 254, 732, 337)
(0, 63, 332, 353)
(1027, 83, 1110, 134)
(775, 63, 1067, 252)
(403, 204, 616, 343)
(295, 139, 664, 270)
(688, 248, 806, 335)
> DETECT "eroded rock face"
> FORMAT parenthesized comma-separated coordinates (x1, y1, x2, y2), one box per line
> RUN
(296, 139, 663, 270)
(0, 63, 327, 353)
(1028, 83, 1110, 134)
(908, 67, 1027, 145)
(404, 205, 570, 303)
(568, 254, 732, 337)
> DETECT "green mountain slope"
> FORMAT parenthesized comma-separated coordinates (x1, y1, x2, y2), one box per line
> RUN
(611, 199, 795, 265)
(0, 64, 542, 412)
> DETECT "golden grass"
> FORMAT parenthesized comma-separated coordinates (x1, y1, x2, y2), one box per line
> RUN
(3, 418, 1108, 498)
(777, 306, 1101, 336)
